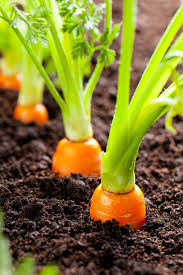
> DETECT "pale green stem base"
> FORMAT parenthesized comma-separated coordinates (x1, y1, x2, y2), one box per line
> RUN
(18, 82, 44, 107)
(62, 105, 93, 142)
(101, 149, 136, 194)
(18, 47, 44, 107)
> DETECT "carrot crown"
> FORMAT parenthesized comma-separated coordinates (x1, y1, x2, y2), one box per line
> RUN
(101, 0, 183, 194)
(0, 0, 119, 141)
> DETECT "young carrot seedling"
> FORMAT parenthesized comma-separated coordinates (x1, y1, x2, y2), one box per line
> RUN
(0, 0, 119, 177)
(89, 0, 183, 229)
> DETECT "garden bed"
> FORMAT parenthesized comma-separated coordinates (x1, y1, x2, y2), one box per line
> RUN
(0, 0, 183, 274)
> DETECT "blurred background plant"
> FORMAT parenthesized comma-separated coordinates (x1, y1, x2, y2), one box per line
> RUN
(0, 214, 59, 275)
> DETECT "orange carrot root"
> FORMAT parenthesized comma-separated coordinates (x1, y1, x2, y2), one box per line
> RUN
(0, 73, 22, 91)
(14, 103, 49, 124)
(90, 184, 146, 229)
(52, 137, 102, 177)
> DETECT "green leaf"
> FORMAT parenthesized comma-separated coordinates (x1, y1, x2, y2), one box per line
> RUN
(165, 109, 177, 134)
(13, 257, 35, 275)
(165, 91, 183, 134)
(163, 50, 183, 61)
(99, 24, 120, 46)
(60, 0, 104, 36)
(129, 5, 183, 114)
(72, 39, 91, 59)
(0, 214, 12, 275)
(99, 48, 116, 66)
(109, 23, 121, 43)
(99, 30, 109, 45)
(39, 265, 59, 275)
(11, 6, 49, 47)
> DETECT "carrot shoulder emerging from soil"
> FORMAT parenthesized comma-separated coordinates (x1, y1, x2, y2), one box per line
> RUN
(52, 138, 102, 177)
(90, 184, 146, 229)
(0, 73, 21, 91)
(14, 103, 49, 125)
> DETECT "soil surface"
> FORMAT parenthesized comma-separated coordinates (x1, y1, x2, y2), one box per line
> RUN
(0, 0, 183, 274)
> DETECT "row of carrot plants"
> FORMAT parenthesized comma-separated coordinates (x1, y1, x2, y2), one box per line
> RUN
(0, 0, 183, 232)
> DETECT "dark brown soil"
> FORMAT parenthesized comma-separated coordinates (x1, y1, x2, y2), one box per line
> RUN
(0, 0, 183, 274)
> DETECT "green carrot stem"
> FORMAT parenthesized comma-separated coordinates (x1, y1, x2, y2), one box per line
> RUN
(103, 0, 136, 170)
(84, 61, 104, 116)
(105, 0, 112, 32)
(129, 6, 183, 113)
(39, 0, 79, 101)
(18, 48, 44, 106)
(101, 77, 183, 194)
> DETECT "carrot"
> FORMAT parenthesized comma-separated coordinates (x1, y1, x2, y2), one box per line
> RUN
(0, 73, 21, 91)
(14, 104, 48, 125)
(89, 0, 183, 229)
(52, 138, 101, 177)
(90, 184, 146, 229)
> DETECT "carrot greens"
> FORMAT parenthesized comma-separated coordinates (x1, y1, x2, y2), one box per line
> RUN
(0, 0, 118, 140)
(101, 0, 183, 194)
(89, 0, 183, 229)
